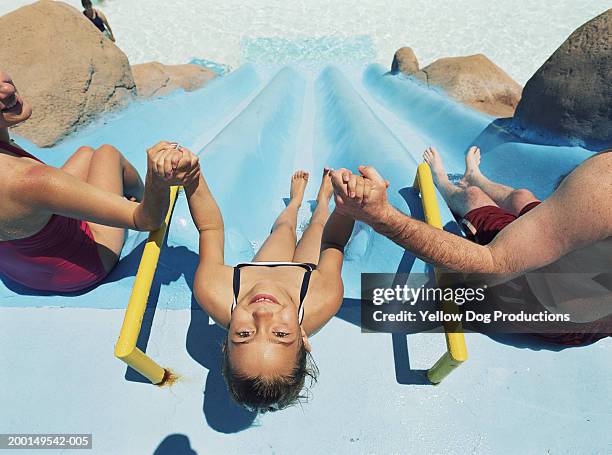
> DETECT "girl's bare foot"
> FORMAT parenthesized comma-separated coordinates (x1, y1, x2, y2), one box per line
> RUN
(316, 168, 333, 203)
(423, 146, 449, 186)
(290, 170, 309, 205)
(461, 146, 482, 185)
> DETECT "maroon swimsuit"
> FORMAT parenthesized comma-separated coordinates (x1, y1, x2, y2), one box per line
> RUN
(0, 142, 107, 292)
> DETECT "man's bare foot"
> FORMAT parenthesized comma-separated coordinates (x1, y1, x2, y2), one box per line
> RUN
(461, 146, 482, 185)
(316, 168, 333, 203)
(459, 145, 480, 186)
(423, 146, 449, 186)
(290, 170, 309, 204)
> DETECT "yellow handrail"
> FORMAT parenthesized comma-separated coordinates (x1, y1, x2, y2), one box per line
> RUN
(114, 186, 180, 385)
(413, 163, 468, 384)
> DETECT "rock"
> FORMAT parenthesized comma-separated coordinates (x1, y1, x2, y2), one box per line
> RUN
(132, 62, 217, 99)
(391, 47, 419, 75)
(513, 9, 612, 150)
(414, 54, 522, 118)
(0, 0, 136, 147)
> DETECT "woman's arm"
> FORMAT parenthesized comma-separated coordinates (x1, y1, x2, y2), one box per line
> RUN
(187, 172, 233, 326)
(19, 142, 190, 231)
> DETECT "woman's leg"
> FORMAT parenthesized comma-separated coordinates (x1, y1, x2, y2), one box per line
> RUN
(85, 144, 143, 272)
(62, 144, 144, 201)
(61, 146, 95, 180)
(292, 169, 333, 264)
(252, 171, 309, 262)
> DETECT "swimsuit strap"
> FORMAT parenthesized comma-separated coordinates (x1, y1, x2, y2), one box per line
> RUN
(0, 140, 43, 163)
(231, 262, 316, 324)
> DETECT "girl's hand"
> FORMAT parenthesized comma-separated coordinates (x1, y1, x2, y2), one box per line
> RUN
(172, 146, 200, 188)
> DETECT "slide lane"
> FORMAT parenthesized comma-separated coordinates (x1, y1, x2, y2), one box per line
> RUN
(312, 66, 438, 297)
(186, 66, 308, 265)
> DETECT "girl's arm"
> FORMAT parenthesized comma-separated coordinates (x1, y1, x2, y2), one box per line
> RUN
(187, 172, 233, 326)
(303, 209, 354, 334)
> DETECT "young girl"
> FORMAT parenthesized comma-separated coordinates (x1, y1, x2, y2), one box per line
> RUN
(186, 165, 354, 412)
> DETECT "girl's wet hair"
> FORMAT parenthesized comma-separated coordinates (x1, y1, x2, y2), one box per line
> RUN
(221, 337, 319, 413)
(82, 0, 92, 7)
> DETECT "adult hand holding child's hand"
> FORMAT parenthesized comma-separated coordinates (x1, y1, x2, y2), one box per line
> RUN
(331, 165, 391, 225)
(147, 141, 200, 187)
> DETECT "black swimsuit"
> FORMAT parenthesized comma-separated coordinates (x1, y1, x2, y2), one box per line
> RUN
(84, 10, 106, 32)
(231, 262, 316, 324)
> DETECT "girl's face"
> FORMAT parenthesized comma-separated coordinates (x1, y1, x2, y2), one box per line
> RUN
(227, 280, 310, 377)
(0, 71, 32, 129)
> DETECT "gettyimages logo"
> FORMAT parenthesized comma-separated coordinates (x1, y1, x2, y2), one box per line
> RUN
(360, 273, 612, 335)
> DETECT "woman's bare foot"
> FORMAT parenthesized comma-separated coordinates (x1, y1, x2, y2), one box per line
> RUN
(423, 146, 449, 186)
(316, 168, 333, 203)
(461, 146, 482, 185)
(290, 170, 309, 205)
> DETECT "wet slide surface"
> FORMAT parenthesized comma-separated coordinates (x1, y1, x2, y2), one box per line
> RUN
(1, 66, 610, 454)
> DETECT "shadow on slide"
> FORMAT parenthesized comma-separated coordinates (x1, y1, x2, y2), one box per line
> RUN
(121, 244, 257, 433)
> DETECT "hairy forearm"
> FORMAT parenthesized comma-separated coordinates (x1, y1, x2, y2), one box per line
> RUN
(321, 209, 354, 251)
(184, 174, 224, 232)
(373, 205, 502, 273)
(133, 171, 170, 231)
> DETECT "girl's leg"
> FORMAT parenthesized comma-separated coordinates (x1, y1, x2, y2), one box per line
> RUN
(252, 171, 309, 262)
(85, 144, 142, 272)
(293, 169, 333, 264)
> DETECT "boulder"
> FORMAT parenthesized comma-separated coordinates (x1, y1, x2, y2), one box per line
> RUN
(0, 0, 136, 147)
(132, 62, 217, 99)
(513, 9, 612, 150)
(413, 54, 522, 118)
(391, 47, 419, 75)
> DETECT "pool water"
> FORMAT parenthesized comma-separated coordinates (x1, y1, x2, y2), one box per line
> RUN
(2, 1, 611, 83)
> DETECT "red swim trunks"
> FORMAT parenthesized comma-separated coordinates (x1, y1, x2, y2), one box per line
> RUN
(460, 201, 541, 245)
(460, 200, 611, 346)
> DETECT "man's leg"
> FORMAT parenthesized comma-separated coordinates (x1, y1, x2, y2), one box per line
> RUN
(293, 169, 333, 264)
(252, 171, 309, 262)
(423, 147, 496, 218)
(461, 146, 540, 216)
